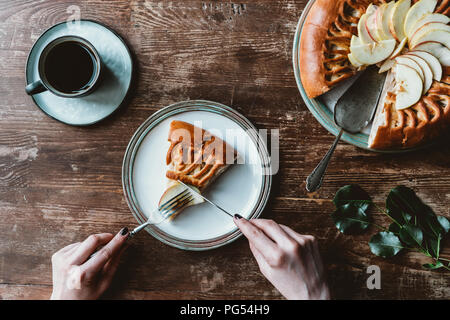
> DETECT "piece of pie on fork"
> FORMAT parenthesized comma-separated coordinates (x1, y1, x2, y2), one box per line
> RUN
(158, 120, 238, 220)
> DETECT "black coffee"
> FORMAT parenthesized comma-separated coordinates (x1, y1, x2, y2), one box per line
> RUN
(44, 41, 96, 93)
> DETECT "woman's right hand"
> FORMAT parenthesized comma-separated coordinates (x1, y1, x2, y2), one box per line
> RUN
(234, 217, 330, 300)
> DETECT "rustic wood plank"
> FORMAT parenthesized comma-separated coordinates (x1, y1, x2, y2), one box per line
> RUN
(0, 0, 449, 300)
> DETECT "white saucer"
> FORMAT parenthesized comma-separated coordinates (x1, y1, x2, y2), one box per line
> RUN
(25, 20, 133, 126)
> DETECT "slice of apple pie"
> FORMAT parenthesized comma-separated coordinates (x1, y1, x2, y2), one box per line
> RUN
(158, 120, 238, 219)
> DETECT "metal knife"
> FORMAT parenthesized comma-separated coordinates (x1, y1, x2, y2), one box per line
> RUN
(177, 180, 234, 218)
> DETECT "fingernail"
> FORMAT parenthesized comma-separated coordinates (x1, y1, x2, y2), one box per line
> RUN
(234, 214, 243, 220)
(120, 227, 129, 236)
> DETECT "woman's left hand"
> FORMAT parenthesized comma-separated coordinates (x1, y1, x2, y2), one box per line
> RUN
(50, 228, 129, 300)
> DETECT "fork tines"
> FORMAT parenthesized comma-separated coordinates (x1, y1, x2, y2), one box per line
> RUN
(158, 189, 194, 220)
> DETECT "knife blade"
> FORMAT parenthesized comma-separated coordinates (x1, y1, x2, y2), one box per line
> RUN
(177, 180, 234, 218)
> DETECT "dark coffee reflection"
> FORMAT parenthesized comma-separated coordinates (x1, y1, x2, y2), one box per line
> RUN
(44, 41, 97, 93)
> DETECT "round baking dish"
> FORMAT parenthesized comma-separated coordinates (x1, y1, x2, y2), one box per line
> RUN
(292, 0, 432, 153)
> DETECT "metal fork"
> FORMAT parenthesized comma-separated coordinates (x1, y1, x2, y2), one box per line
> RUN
(128, 189, 194, 239)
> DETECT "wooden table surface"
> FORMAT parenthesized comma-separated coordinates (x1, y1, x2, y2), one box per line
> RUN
(0, 0, 449, 300)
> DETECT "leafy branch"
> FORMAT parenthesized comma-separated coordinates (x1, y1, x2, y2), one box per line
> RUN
(331, 185, 450, 271)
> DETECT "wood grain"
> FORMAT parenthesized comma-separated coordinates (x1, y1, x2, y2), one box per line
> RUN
(0, 0, 449, 300)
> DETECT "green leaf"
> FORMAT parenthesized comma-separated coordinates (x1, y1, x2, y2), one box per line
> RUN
(385, 186, 435, 224)
(425, 234, 441, 259)
(422, 215, 445, 239)
(423, 261, 444, 270)
(437, 216, 450, 234)
(399, 225, 423, 247)
(333, 185, 372, 211)
(331, 203, 370, 235)
(385, 186, 447, 248)
(369, 232, 403, 258)
(402, 212, 413, 224)
(388, 222, 400, 234)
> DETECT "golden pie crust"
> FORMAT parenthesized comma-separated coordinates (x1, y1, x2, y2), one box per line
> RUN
(370, 67, 450, 149)
(165, 120, 238, 189)
(299, 0, 450, 149)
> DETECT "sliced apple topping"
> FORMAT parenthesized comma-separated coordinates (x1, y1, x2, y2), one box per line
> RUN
(404, 54, 434, 93)
(389, 0, 411, 42)
(395, 56, 425, 81)
(366, 4, 378, 18)
(393, 63, 423, 110)
(348, 0, 449, 112)
(366, 10, 380, 42)
(391, 37, 408, 58)
(374, 3, 388, 41)
(408, 50, 442, 80)
(413, 42, 450, 66)
(410, 23, 450, 49)
(379, 58, 396, 73)
(348, 53, 364, 68)
(358, 13, 377, 44)
(408, 13, 450, 39)
(381, 2, 396, 40)
(378, 38, 408, 73)
(404, 0, 437, 38)
(351, 39, 396, 65)
(350, 35, 362, 48)
(158, 183, 204, 220)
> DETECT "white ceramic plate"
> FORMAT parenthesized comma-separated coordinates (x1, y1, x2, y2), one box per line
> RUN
(122, 100, 272, 250)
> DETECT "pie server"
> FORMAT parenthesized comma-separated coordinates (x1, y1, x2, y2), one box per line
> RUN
(177, 180, 234, 218)
(306, 65, 388, 192)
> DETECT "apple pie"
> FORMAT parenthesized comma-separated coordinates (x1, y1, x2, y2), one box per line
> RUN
(158, 120, 238, 219)
(299, 0, 450, 149)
